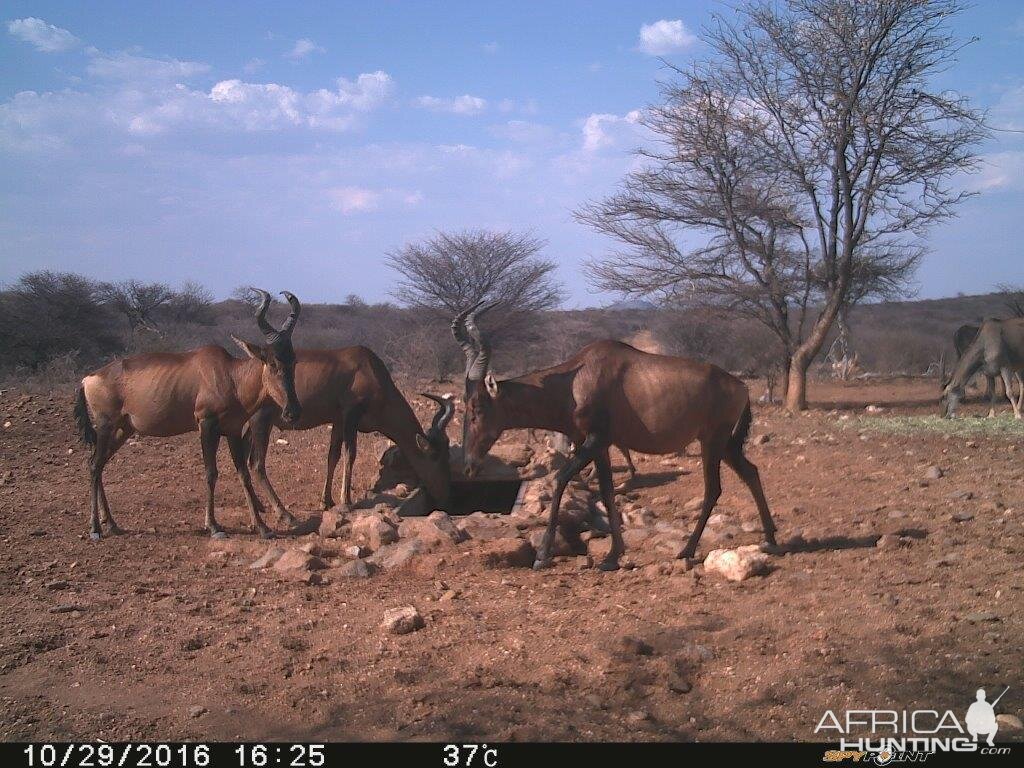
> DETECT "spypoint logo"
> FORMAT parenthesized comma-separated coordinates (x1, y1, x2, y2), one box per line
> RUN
(817, 686, 1012, 760)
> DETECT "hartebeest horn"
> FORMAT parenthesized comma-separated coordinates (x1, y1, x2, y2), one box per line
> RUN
(251, 287, 275, 337)
(279, 291, 301, 336)
(451, 300, 497, 382)
(420, 392, 455, 435)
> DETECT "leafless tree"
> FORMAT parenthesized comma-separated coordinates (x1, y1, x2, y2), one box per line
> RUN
(386, 229, 563, 369)
(162, 280, 215, 325)
(581, 0, 986, 410)
(996, 283, 1024, 318)
(99, 280, 174, 334)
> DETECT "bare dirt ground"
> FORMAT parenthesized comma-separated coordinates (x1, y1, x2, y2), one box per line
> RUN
(1, 376, 1021, 742)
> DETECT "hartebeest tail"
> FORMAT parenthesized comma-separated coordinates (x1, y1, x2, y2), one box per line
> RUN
(453, 303, 777, 571)
(74, 386, 97, 446)
(76, 288, 303, 541)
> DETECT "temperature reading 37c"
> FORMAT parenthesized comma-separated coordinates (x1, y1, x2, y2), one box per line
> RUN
(442, 744, 499, 767)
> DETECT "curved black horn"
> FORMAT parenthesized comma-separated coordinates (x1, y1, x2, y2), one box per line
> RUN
(279, 291, 301, 335)
(451, 300, 485, 380)
(464, 301, 497, 381)
(251, 287, 275, 336)
(421, 392, 455, 435)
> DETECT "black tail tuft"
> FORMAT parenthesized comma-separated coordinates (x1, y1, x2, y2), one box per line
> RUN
(729, 401, 753, 452)
(73, 386, 96, 446)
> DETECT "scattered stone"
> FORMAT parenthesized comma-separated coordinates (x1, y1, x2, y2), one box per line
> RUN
(875, 534, 902, 549)
(528, 528, 583, 558)
(344, 544, 369, 559)
(275, 438, 289, 446)
(335, 559, 375, 579)
(924, 465, 944, 480)
(398, 511, 466, 548)
(249, 545, 286, 570)
(273, 549, 327, 574)
(626, 710, 650, 724)
(381, 606, 424, 635)
(44, 580, 69, 590)
(951, 511, 975, 523)
(964, 612, 999, 624)
(703, 545, 771, 581)
(477, 538, 536, 569)
(865, 405, 886, 414)
(438, 589, 460, 602)
(750, 433, 770, 445)
(682, 496, 704, 513)
(318, 509, 347, 538)
(368, 539, 425, 571)
(350, 512, 399, 550)
(577, 555, 594, 570)
(187, 705, 207, 719)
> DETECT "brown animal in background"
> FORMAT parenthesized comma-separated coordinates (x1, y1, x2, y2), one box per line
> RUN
(453, 303, 777, 571)
(943, 317, 1024, 419)
(246, 347, 453, 518)
(73, 289, 302, 540)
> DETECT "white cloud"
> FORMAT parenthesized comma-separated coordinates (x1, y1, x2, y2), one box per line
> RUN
(328, 186, 379, 214)
(243, 58, 265, 74)
(969, 151, 1024, 192)
(413, 94, 487, 115)
(7, 17, 79, 52)
(481, 41, 500, 54)
(86, 50, 211, 83)
(638, 19, 696, 56)
(490, 120, 554, 144)
(581, 110, 642, 152)
(285, 38, 324, 60)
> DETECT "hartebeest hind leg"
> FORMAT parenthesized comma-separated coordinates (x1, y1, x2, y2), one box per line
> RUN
(227, 435, 275, 538)
(723, 444, 777, 549)
(680, 439, 724, 559)
(328, 404, 366, 511)
(534, 433, 600, 570)
(199, 417, 227, 539)
(321, 420, 344, 509)
(594, 447, 626, 571)
(97, 425, 132, 535)
(88, 424, 114, 541)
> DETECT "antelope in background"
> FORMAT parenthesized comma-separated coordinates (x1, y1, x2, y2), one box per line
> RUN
(73, 289, 302, 540)
(452, 304, 777, 571)
(245, 346, 453, 519)
(943, 317, 1024, 419)
(952, 323, 997, 413)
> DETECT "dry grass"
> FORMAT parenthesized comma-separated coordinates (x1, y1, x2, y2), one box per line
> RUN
(850, 413, 1024, 437)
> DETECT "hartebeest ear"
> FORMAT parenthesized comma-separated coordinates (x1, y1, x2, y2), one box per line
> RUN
(231, 335, 266, 362)
(484, 372, 500, 399)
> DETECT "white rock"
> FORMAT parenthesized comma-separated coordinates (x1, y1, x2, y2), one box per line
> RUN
(703, 545, 771, 581)
(381, 606, 424, 635)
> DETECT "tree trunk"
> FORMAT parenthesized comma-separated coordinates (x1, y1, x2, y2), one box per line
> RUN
(785, 355, 809, 412)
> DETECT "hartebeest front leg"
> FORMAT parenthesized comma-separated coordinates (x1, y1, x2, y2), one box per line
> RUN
(534, 433, 600, 570)
(199, 416, 226, 539)
(322, 420, 344, 510)
(227, 435, 274, 538)
(88, 425, 113, 541)
(248, 410, 298, 527)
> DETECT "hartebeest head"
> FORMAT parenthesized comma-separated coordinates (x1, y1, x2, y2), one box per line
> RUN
(232, 288, 303, 424)
(452, 301, 501, 478)
(414, 392, 456, 504)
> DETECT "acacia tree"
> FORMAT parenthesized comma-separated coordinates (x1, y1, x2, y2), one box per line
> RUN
(99, 279, 174, 334)
(582, 0, 985, 410)
(386, 229, 563, 370)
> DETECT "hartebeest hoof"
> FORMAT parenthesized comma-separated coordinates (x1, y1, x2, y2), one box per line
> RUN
(210, 530, 228, 540)
(597, 558, 620, 572)
(532, 557, 553, 570)
(89, 532, 102, 542)
(259, 528, 276, 540)
(321, 499, 334, 511)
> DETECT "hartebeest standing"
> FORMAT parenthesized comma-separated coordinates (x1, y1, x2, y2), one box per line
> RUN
(952, 323, 997, 414)
(943, 317, 1024, 419)
(452, 304, 777, 571)
(73, 289, 302, 540)
(245, 347, 453, 519)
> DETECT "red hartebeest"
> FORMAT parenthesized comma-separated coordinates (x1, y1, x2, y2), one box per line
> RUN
(73, 289, 302, 540)
(452, 303, 777, 571)
(245, 346, 453, 519)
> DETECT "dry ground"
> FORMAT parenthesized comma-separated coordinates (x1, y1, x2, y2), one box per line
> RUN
(0, 376, 1021, 742)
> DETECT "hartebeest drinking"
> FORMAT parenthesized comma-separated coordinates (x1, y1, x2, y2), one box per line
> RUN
(943, 317, 1024, 419)
(452, 303, 777, 571)
(73, 289, 302, 540)
(245, 347, 453, 518)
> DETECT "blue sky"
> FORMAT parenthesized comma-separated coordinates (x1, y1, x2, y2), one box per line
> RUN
(2, 1, 1023, 307)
